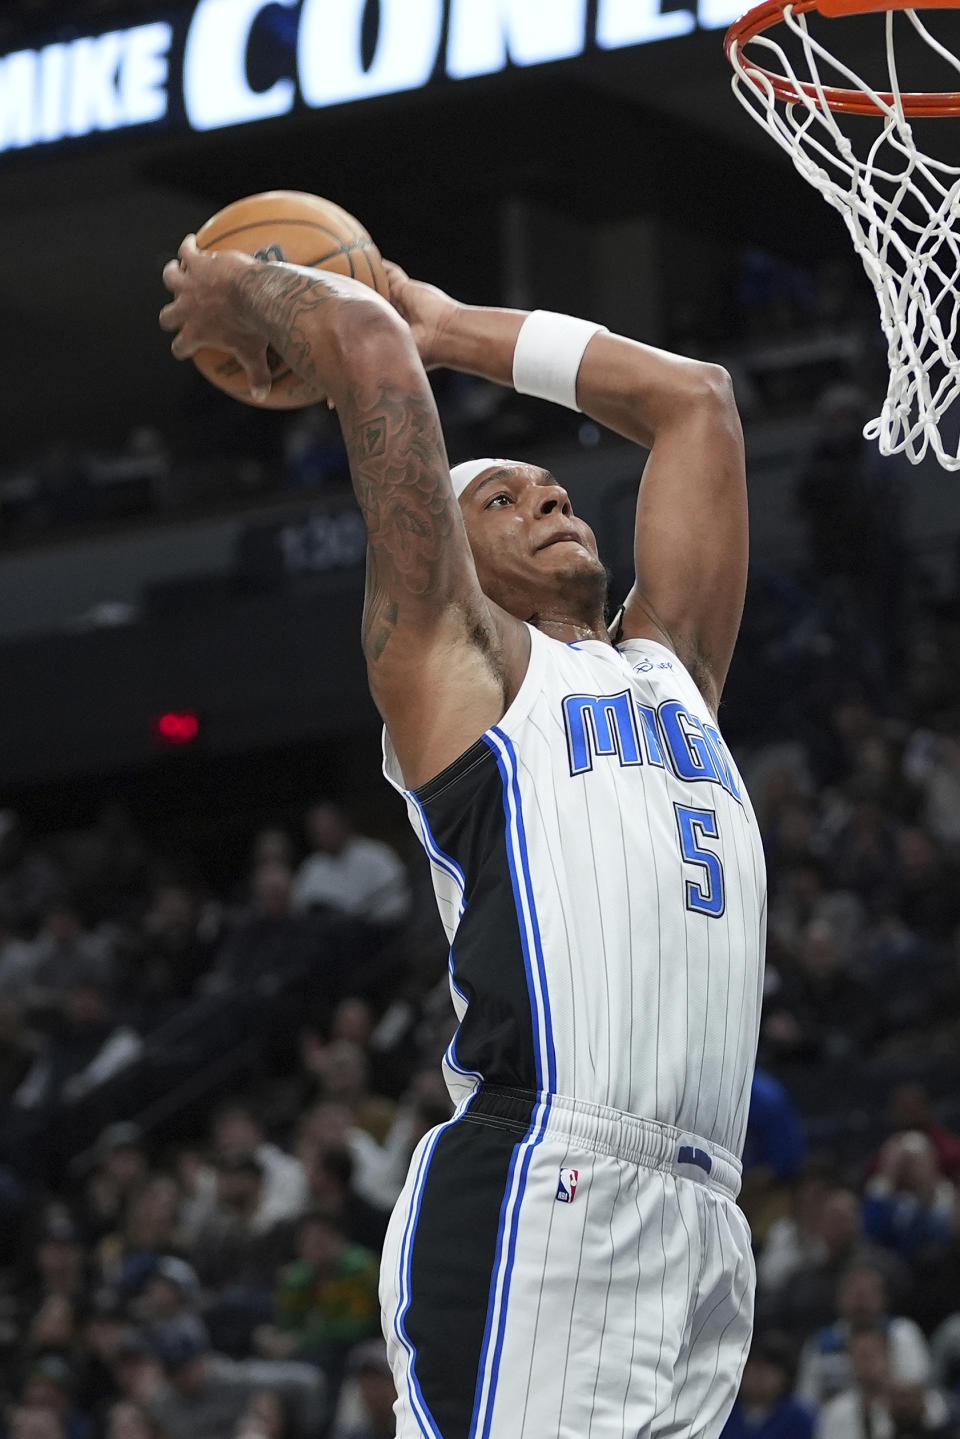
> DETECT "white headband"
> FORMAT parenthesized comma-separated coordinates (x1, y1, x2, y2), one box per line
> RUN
(449, 458, 506, 500)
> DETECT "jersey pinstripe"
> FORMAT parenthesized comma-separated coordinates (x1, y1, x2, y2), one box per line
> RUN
(383, 624, 766, 1160)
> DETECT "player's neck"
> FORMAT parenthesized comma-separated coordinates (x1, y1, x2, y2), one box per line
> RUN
(528, 611, 611, 645)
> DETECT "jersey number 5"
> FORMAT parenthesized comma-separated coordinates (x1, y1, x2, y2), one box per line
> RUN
(674, 804, 725, 918)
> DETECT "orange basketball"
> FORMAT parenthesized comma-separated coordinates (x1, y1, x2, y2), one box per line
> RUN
(192, 191, 388, 409)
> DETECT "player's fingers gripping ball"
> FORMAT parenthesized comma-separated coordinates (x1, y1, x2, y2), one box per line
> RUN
(183, 191, 388, 409)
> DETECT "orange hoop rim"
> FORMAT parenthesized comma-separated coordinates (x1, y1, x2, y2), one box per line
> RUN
(724, 0, 960, 115)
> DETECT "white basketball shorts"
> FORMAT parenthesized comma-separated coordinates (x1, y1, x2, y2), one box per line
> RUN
(380, 1086, 755, 1438)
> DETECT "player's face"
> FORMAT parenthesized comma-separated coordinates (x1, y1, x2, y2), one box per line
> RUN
(460, 462, 607, 620)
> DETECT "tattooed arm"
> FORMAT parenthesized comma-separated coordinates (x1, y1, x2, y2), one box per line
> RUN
(161, 237, 523, 786)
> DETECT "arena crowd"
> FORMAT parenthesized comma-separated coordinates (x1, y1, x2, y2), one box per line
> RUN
(1, 522, 960, 1436)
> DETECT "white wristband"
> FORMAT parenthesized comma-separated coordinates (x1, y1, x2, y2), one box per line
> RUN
(512, 310, 607, 412)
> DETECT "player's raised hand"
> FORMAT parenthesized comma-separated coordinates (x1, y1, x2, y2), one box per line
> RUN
(159, 234, 274, 403)
(383, 260, 459, 370)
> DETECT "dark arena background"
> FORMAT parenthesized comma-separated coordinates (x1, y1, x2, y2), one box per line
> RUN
(1, 1, 960, 1436)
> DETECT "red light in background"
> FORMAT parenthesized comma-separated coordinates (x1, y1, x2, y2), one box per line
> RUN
(151, 711, 200, 747)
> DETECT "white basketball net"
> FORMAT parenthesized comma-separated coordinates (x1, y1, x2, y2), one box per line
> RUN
(728, 7, 960, 469)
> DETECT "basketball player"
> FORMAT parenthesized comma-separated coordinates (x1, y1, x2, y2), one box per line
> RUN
(161, 237, 765, 1438)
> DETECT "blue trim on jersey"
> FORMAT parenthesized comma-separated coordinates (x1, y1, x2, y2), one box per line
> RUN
(478, 1101, 550, 1439)
(467, 729, 556, 1438)
(410, 799, 475, 1084)
(448, 950, 469, 1005)
(486, 727, 557, 1093)
(407, 791, 466, 916)
(444, 1032, 482, 1082)
(392, 1128, 446, 1439)
(468, 1094, 552, 1439)
(393, 1103, 474, 1439)
(468, 1137, 524, 1438)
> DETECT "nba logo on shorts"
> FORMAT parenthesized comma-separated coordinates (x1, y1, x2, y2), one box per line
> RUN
(556, 1167, 579, 1203)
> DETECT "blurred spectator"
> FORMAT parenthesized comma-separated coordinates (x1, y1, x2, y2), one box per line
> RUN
(329, 1000, 375, 1049)
(136, 884, 217, 1008)
(0, 997, 41, 1102)
(763, 799, 822, 892)
(77, 1287, 130, 1413)
(767, 859, 864, 966)
(12, 981, 142, 1112)
(18, 1210, 88, 1316)
(885, 1381, 956, 1439)
(104, 1401, 159, 1439)
(295, 1103, 399, 1214)
(254, 1209, 380, 1379)
(23, 1290, 79, 1355)
(772, 1189, 910, 1335)
(329, 1339, 397, 1439)
(903, 725, 960, 848)
(98, 1175, 185, 1297)
(817, 1329, 953, 1439)
(111, 1329, 164, 1406)
(758, 1164, 834, 1299)
(722, 1332, 814, 1439)
(250, 830, 296, 872)
(80, 1124, 151, 1244)
(52, 806, 148, 925)
(892, 829, 960, 943)
(796, 1264, 930, 1406)
(301, 1145, 388, 1254)
(762, 919, 877, 1066)
(8, 1408, 66, 1439)
(134, 1258, 200, 1328)
(15, 899, 116, 1005)
(232, 1390, 288, 1439)
(824, 797, 900, 915)
(19, 1353, 94, 1439)
(863, 1133, 955, 1261)
(181, 1102, 306, 1240)
(228, 833, 297, 911)
(816, 1327, 891, 1439)
(872, 1087, 960, 1184)
(207, 863, 321, 996)
(298, 1035, 396, 1144)
(186, 1154, 289, 1296)
(0, 925, 38, 996)
(741, 1068, 807, 1240)
(291, 805, 410, 926)
(930, 1311, 960, 1395)
(911, 1186, 960, 1335)
(368, 1079, 455, 1210)
(146, 1315, 324, 1439)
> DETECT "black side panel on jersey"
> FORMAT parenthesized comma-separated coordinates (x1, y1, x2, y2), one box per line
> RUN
(416, 737, 538, 1091)
(403, 1117, 520, 1438)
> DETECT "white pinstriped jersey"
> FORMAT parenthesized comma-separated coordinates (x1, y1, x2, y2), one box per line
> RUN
(384, 623, 767, 1160)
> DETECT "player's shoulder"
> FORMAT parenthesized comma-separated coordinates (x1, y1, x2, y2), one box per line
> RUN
(615, 634, 681, 674)
(616, 635, 718, 717)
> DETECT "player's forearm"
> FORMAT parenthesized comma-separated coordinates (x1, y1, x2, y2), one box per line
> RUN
(432, 303, 527, 386)
(231, 259, 398, 400)
(434, 302, 731, 450)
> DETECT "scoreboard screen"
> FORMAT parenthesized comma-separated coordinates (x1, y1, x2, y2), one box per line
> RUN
(0, 0, 743, 155)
